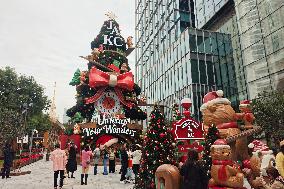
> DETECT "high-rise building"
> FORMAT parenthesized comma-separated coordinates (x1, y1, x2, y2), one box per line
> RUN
(194, 0, 284, 99)
(135, 0, 238, 120)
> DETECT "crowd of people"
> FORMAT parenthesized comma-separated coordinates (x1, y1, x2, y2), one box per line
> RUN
(2, 139, 283, 189)
(50, 141, 142, 188)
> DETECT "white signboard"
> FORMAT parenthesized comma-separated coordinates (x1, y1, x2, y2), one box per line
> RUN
(83, 114, 136, 137)
(17, 135, 29, 144)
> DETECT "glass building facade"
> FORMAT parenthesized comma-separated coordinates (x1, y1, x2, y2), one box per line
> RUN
(194, 0, 284, 99)
(135, 0, 238, 121)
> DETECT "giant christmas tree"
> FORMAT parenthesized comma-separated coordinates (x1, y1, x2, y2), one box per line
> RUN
(135, 105, 176, 189)
(66, 13, 147, 122)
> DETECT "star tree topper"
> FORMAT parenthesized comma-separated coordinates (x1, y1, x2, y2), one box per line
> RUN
(105, 12, 117, 20)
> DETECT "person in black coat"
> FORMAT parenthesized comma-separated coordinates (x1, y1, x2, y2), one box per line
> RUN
(2, 143, 14, 179)
(66, 142, 77, 178)
(180, 149, 208, 189)
(120, 144, 128, 183)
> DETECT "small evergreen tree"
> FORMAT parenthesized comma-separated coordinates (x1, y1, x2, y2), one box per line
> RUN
(252, 90, 284, 148)
(135, 105, 176, 189)
(203, 125, 219, 176)
(171, 103, 182, 121)
(69, 69, 81, 86)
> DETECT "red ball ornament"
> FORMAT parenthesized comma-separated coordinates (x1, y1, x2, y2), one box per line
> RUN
(159, 133, 166, 138)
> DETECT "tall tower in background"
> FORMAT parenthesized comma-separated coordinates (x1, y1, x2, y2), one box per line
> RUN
(49, 82, 58, 122)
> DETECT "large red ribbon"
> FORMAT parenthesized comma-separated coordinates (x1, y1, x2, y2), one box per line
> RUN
(85, 67, 134, 108)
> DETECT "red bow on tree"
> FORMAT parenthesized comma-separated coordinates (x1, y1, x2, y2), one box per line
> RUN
(88, 67, 134, 91)
(85, 67, 134, 108)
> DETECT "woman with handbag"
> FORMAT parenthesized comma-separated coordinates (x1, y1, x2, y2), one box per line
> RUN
(81, 145, 93, 185)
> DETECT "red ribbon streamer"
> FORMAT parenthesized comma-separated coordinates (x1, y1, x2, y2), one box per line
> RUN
(216, 122, 238, 129)
(244, 113, 254, 123)
(212, 160, 233, 182)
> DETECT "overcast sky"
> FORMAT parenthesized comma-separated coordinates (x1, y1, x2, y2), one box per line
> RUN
(0, 0, 135, 122)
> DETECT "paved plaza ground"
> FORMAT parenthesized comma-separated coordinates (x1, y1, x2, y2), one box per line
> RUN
(0, 157, 253, 189)
(0, 159, 133, 189)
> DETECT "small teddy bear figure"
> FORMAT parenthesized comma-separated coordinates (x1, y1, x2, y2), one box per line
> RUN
(238, 100, 255, 129)
(246, 140, 275, 189)
(73, 123, 81, 134)
(120, 62, 129, 73)
(209, 139, 244, 188)
(127, 36, 133, 48)
(80, 71, 87, 84)
(79, 48, 101, 62)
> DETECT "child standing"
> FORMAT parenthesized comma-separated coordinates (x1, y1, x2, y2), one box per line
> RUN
(102, 146, 109, 175)
(125, 148, 134, 183)
(109, 147, 116, 173)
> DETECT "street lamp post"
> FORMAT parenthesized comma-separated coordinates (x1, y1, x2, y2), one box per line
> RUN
(29, 129, 38, 156)
(180, 98, 192, 118)
(20, 102, 33, 154)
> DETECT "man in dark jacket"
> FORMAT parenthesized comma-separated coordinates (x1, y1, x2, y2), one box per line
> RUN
(180, 149, 208, 189)
(66, 142, 77, 178)
(120, 144, 128, 183)
(2, 143, 14, 179)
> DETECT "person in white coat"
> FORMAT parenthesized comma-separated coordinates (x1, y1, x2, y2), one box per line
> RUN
(132, 145, 142, 177)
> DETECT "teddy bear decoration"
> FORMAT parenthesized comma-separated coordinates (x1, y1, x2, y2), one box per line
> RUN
(127, 36, 133, 48)
(209, 139, 244, 188)
(73, 123, 81, 135)
(238, 100, 255, 129)
(200, 90, 249, 161)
